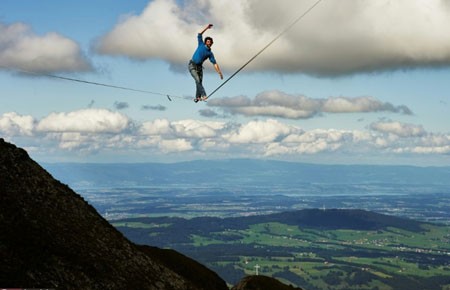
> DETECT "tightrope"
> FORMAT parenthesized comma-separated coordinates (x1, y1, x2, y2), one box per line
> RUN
(207, 0, 323, 99)
(1, 65, 183, 102)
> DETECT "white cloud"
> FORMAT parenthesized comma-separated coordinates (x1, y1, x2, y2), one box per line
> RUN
(270, 129, 354, 156)
(95, 0, 450, 75)
(55, 132, 92, 151)
(3, 109, 450, 162)
(95, 0, 192, 63)
(0, 22, 92, 73)
(36, 109, 130, 133)
(46, 132, 136, 154)
(224, 119, 294, 143)
(159, 138, 193, 153)
(0, 112, 35, 136)
(172, 119, 225, 138)
(139, 119, 225, 138)
(265, 139, 340, 156)
(408, 145, 450, 154)
(323, 97, 412, 114)
(207, 90, 412, 119)
(370, 121, 426, 137)
(140, 119, 174, 136)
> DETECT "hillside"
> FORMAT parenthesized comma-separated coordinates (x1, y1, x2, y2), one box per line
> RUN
(231, 275, 303, 290)
(0, 138, 228, 290)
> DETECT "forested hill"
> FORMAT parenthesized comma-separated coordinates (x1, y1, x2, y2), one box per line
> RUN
(115, 208, 427, 247)
(238, 208, 426, 231)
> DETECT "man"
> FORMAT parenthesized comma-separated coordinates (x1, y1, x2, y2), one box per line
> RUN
(189, 24, 223, 103)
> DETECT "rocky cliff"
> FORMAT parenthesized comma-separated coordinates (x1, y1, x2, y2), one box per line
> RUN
(0, 138, 228, 290)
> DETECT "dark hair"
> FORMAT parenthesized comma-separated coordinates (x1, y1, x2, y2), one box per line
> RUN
(204, 36, 213, 43)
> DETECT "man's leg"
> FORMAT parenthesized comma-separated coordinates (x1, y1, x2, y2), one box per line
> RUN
(197, 67, 206, 99)
(189, 62, 206, 101)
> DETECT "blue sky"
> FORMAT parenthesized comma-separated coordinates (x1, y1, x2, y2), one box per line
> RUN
(1, 0, 450, 165)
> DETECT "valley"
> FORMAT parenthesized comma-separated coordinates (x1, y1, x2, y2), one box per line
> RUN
(113, 210, 450, 289)
(43, 160, 450, 289)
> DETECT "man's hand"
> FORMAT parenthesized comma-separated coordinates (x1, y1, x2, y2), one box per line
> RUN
(214, 64, 223, 79)
(200, 24, 213, 35)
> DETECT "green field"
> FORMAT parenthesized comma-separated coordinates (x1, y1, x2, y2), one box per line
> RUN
(188, 222, 450, 286)
(114, 213, 450, 289)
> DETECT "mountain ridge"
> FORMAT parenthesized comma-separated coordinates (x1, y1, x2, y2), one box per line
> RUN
(0, 138, 228, 289)
(44, 159, 450, 188)
(231, 275, 302, 290)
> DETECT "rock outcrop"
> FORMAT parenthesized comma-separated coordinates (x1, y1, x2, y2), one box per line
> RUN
(231, 275, 304, 290)
(0, 138, 228, 290)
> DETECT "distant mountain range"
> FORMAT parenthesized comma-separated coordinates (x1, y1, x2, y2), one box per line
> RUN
(43, 159, 450, 188)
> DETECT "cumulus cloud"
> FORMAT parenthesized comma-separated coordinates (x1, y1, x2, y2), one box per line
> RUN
(139, 118, 173, 136)
(94, 0, 192, 63)
(0, 22, 92, 73)
(94, 0, 450, 75)
(0, 112, 35, 136)
(159, 138, 193, 153)
(224, 119, 295, 143)
(370, 120, 426, 137)
(207, 90, 412, 119)
(171, 119, 225, 138)
(36, 109, 130, 133)
(52, 132, 97, 151)
(3, 110, 450, 159)
(268, 129, 356, 156)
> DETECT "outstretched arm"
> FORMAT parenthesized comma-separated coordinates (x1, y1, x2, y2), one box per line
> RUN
(214, 63, 223, 79)
(199, 24, 213, 35)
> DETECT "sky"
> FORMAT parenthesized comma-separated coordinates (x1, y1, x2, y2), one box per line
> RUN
(1, 0, 450, 165)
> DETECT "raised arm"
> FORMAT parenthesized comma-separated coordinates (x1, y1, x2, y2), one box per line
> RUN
(199, 24, 213, 35)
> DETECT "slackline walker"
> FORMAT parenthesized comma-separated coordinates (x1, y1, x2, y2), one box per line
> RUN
(206, 0, 323, 100)
(189, 23, 223, 103)
(2, 0, 322, 104)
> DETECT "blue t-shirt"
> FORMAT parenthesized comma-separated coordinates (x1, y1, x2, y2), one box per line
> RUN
(191, 33, 216, 65)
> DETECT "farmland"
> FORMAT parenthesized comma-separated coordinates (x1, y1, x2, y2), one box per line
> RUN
(114, 210, 450, 289)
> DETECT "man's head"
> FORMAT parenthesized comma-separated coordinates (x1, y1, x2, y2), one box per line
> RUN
(204, 37, 213, 48)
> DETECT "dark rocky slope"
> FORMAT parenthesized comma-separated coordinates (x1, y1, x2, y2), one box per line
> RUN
(231, 275, 303, 290)
(0, 138, 228, 290)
